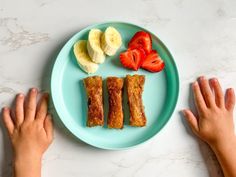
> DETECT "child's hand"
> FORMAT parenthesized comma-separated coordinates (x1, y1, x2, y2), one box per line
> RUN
(183, 76, 236, 177)
(183, 76, 235, 149)
(2, 88, 53, 163)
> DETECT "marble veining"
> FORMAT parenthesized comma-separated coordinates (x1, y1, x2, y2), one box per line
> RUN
(141, 16, 171, 27)
(0, 18, 49, 50)
(0, 86, 17, 95)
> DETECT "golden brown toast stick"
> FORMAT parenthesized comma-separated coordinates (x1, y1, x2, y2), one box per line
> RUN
(107, 77, 124, 129)
(126, 74, 146, 127)
(83, 76, 104, 127)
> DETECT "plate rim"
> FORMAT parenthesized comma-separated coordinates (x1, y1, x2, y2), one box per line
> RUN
(50, 21, 179, 150)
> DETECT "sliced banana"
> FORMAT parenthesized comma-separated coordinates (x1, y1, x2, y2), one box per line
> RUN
(101, 26, 122, 56)
(87, 29, 105, 64)
(73, 40, 99, 74)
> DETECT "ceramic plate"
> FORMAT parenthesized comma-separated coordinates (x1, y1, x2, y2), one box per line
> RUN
(51, 22, 179, 150)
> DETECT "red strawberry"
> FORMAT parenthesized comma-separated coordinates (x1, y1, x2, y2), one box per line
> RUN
(141, 50, 165, 72)
(128, 31, 152, 54)
(120, 47, 146, 71)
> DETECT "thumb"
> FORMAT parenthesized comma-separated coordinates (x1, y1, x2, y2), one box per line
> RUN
(182, 109, 199, 134)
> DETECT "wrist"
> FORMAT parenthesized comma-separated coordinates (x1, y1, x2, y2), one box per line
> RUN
(14, 153, 42, 169)
(209, 135, 236, 154)
(14, 155, 42, 177)
(14, 151, 42, 163)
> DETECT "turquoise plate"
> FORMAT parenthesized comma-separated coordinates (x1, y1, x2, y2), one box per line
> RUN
(51, 22, 179, 150)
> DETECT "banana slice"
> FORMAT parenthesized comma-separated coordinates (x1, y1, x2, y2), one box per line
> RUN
(87, 29, 105, 64)
(101, 26, 122, 56)
(73, 40, 99, 74)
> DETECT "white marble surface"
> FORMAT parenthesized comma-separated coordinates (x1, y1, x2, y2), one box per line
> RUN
(0, 0, 236, 176)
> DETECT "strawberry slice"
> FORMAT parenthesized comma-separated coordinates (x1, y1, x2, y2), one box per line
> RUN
(128, 31, 152, 54)
(141, 50, 165, 72)
(120, 47, 146, 71)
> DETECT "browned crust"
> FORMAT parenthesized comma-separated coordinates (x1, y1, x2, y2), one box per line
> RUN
(107, 77, 124, 129)
(83, 76, 104, 127)
(126, 74, 146, 127)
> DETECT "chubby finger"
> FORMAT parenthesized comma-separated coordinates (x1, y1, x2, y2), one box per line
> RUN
(44, 114, 54, 142)
(36, 93, 49, 123)
(210, 78, 224, 108)
(182, 109, 199, 134)
(225, 88, 235, 112)
(192, 81, 207, 112)
(25, 88, 38, 122)
(2, 107, 14, 135)
(15, 93, 25, 126)
(198, 76, 215, 107)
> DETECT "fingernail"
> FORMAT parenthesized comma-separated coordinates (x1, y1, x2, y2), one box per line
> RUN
(211, 78, 218, 83)
(192, 81, 198, 87)
(199, 76, 205, 80)
(18, 93, 24, 98)
(2, 107, 8, 112)
(31, 88, 37, 93)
